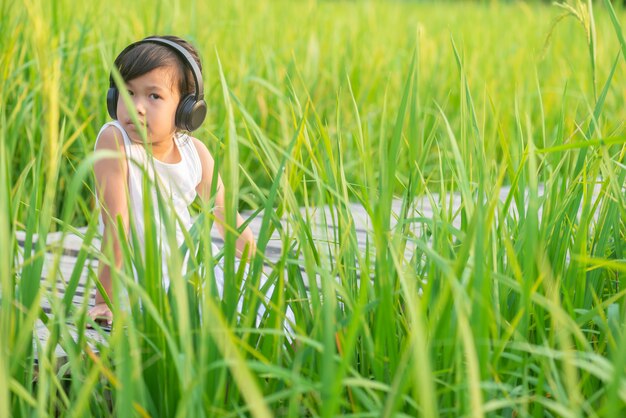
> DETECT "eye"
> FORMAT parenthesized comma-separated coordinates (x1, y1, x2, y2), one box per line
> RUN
(127, 89, 134, 96)
(149, 93, 161, 100)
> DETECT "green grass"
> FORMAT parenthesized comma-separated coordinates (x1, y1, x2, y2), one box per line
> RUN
(2, 0, 626, 416)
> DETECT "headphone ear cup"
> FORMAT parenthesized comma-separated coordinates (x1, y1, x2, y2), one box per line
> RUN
(176, 95, 207, 131)
(107, 87, 119, 119)
(188, 99, 207, 131)
(175, 95, 193, 131)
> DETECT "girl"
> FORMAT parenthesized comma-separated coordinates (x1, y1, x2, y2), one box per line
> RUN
(88, 35, 256, 325)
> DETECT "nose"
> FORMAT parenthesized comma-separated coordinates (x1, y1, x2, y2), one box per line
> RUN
(132, 97, 146, 116)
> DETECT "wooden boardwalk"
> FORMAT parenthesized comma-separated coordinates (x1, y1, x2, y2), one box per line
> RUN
(20, 184, 546, 364)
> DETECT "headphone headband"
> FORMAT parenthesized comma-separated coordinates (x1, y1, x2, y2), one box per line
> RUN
(141, 37, 204, 101)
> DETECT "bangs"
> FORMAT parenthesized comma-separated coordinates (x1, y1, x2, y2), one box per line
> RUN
(115, 43, 186, 94)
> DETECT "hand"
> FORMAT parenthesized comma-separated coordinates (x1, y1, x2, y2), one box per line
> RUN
(87, 302, 113, 328)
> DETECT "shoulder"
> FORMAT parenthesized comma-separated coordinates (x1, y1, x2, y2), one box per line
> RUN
(95, 124, 127, 154)
(94, 125, 127, 177)
(189, 136, 216, 170)
(189, 137, 212, 160)
(188, 136, 221, 189)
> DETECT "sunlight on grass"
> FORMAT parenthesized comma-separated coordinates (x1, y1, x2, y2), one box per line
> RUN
(1, 0, 625, 416)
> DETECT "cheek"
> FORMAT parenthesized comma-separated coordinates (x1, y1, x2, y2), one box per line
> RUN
(116, 100, 127, 117)
(166, 103, 179, 124)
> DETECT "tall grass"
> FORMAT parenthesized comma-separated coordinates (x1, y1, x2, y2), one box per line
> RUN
(2, 0, 626, 416)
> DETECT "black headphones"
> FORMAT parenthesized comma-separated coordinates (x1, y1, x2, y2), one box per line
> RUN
(106, 37, 207, 132)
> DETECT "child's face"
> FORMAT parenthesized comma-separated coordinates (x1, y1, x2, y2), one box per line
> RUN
(116, 66, 181, 144)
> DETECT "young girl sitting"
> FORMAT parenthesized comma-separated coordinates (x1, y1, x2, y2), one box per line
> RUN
(88, 35, 256, 326)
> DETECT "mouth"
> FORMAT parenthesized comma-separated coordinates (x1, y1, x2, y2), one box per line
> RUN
(125, 120, 147, 131)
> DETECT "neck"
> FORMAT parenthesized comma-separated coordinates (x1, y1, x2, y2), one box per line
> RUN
(146, 135, 181, 164)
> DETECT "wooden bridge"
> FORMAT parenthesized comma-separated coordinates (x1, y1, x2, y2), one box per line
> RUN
(19, 185, 546, 365)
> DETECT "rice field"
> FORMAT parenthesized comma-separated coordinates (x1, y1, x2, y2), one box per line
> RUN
(1, 0, 626, 416)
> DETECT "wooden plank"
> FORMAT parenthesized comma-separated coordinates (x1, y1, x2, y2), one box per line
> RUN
(33, 318, 108, 366)
(24, 183, 607, 366)
(17, 192, 464, 366)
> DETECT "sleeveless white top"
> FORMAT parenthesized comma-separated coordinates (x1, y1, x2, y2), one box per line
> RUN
(95, 120, 204, 286)
(95, 122, 292, 331)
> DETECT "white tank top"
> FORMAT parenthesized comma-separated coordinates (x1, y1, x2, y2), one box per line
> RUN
(95, 120, 203, 285)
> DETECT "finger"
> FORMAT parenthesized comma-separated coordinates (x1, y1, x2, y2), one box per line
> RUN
(87, 310, 112, 329)
(96, 313, 113, 327)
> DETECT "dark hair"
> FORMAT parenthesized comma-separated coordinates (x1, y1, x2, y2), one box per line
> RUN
(114, 35, 202, 98)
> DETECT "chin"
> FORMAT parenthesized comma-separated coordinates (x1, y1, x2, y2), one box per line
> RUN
(125, 129, 151, 143)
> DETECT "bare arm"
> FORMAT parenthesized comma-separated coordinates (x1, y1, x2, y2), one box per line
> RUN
(193, 138, 256, 258)
(89, 126, 129, 324)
